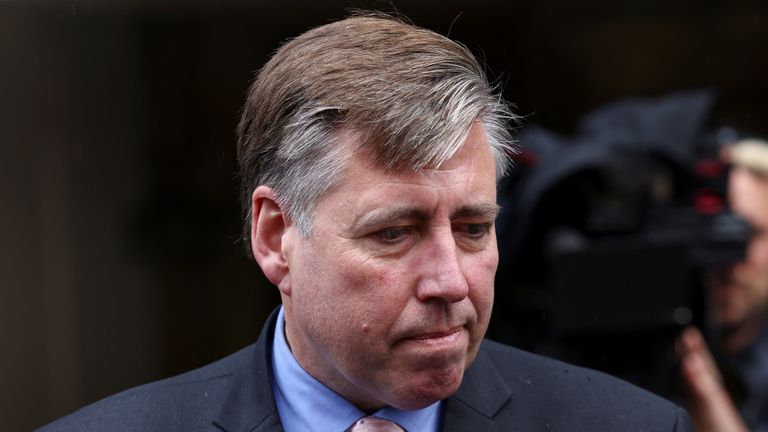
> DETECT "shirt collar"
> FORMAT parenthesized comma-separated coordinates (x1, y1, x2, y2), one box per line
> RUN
(270, 306, 441, 432)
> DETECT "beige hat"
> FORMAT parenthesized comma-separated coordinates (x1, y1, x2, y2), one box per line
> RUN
(729, 138, 768, 176)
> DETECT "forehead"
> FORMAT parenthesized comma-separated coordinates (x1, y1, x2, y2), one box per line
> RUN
(731, 167, 768, 229)
(315, 124, 497, 217)
(339, 123, 493, 176)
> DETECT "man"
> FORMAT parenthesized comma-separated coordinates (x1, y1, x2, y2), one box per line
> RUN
(40, 14, 693, 431)
(679, 138, 768, 432)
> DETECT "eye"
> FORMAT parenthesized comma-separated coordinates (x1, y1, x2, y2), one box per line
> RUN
(456, 223, 492, 239)
(374, 226, 412, 243)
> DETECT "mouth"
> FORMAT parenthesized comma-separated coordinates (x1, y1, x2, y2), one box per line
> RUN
(405, 326, 464, 347)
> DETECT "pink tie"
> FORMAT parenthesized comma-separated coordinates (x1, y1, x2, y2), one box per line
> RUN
(345, 416, 405, 432)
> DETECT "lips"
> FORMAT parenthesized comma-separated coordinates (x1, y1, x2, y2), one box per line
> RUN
(403, 326, 465, 347)
(411, 327, 461, 339)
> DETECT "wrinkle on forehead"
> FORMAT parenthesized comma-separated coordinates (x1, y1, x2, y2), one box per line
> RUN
(338, 122, 490, 175)
(321, 123, 497, 236)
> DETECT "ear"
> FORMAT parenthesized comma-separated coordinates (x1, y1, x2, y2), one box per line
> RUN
(250, 186, 292, 293)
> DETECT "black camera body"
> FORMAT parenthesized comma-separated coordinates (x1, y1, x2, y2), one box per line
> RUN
(491, 91, 750, 399)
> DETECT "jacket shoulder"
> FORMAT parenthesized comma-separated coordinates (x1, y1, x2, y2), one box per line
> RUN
(37, 344, 258, 431)
(467, 340, 694, 431)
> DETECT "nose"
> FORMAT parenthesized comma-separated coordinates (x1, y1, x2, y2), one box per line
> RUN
(414, 230, 470, 304)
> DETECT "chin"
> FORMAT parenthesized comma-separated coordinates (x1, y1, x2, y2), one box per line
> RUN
(395, 365, 465, 409)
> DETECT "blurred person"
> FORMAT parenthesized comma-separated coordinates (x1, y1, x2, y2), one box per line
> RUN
(679, 138, 768, 432)
(40, 13, 694, 431)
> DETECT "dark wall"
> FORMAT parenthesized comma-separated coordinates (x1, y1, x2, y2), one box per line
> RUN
(2, 1, 767, 429)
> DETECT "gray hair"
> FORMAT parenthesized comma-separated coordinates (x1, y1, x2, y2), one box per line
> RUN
(237, 13, 518, 247)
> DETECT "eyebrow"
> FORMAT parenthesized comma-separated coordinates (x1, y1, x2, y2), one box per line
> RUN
(350, 207, 431, 232)
(450, 202, 502, 221)
(350, 202, 501, 232)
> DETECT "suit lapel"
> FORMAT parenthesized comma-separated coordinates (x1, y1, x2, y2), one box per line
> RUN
(441, 342, 514, 431)
(212, 309, 285, 432)
(208, 313, 514, 432)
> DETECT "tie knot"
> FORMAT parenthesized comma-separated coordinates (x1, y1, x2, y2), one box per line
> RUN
(345, 416, 405, 432)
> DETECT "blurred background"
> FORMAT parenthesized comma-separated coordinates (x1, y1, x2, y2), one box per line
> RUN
(2, 0, 767, 429)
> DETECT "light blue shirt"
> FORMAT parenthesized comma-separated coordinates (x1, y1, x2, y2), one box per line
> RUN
(271, 307, 442, 432)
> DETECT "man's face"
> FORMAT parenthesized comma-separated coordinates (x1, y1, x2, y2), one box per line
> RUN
(709, 166, 768, 329)
(280, 123, 498, 411)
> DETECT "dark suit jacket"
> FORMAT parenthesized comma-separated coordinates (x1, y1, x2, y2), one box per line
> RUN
(39, 310, 694, 431)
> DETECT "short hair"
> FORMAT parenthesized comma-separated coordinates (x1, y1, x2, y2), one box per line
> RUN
(236, 13, 517, 245)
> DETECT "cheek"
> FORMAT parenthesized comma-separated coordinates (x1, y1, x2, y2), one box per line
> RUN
(750, 237, 768, 267)
(319, 256, 410, 331)
(466, 251, 498, 311)
(356, 266, 412, 317)
(291, 242, 370, 328)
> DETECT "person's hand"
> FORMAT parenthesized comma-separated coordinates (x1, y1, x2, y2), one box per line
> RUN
(677, 326, 749, 432)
